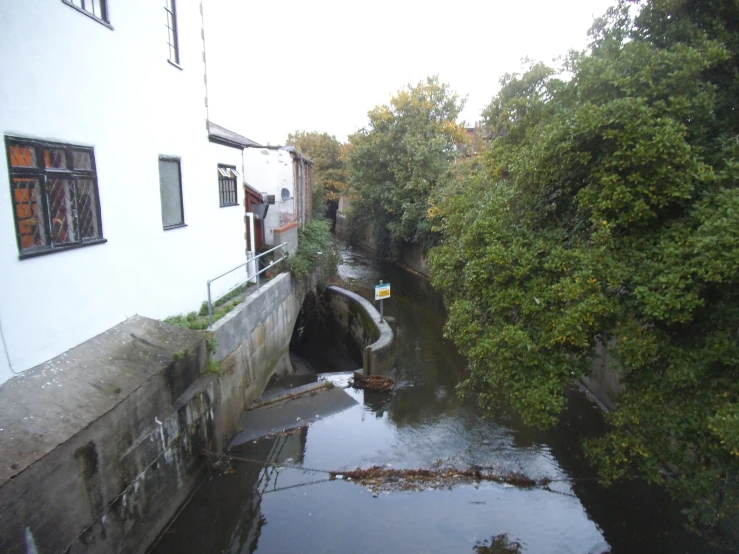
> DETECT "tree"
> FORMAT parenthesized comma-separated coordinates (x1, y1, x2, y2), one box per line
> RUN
(346, 76, 467, 257)
(286, 131, 347, 220)
(429, 0, 739, 525)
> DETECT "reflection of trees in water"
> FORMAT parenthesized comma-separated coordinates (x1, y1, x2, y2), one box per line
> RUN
(381, 288, 469, 427)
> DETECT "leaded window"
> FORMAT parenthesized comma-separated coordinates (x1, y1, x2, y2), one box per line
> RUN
(5, 137, 104, 258)
(218, 165, 239, 207)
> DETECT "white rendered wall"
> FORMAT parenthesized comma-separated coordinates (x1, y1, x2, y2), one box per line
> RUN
(0, 0, 246, 384)
(242, 148, 295, 246)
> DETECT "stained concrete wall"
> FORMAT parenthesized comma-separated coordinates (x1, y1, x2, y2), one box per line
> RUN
(209, 272, 308, 438)
(397, 243, 430, 277)
(580, 340, 624, 411)
(325, 286, 395, 376)
(0, 316, 213, 554)
(0, 272, 309, 554)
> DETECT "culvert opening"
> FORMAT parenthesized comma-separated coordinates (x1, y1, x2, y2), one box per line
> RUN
(289, 289, 363, 375)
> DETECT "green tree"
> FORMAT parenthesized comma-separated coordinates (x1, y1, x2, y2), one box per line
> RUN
(429, 0, 739, 525)
(346, 76, 467, 256)
(286, 131, 348, 219)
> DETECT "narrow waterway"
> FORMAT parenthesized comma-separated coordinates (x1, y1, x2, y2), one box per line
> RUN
(150, 246, 735, 553)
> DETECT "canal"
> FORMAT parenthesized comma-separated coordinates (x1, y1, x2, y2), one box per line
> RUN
(150, 246, 736, 553)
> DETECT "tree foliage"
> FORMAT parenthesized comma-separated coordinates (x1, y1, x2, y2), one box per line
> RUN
(346, 76, 467, 256)
(286, 131, 348, 218)
(429, 0, 739, 525)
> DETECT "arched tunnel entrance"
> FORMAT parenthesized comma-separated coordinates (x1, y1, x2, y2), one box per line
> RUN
(289, 289, 363, 376)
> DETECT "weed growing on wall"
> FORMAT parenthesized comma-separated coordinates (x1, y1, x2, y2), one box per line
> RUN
(288, 219, 340, 284)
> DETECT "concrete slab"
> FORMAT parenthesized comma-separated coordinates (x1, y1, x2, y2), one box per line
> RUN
(253, 381, 328, 409)
(230, 387, 358, 447)
(0, 315, 204, 486)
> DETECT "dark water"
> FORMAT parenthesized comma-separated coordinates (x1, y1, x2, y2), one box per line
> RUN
(150, 247, 736, 554)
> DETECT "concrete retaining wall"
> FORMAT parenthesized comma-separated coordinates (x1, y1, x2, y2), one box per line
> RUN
(0, 273, 309, 554)
(325, 286, 395, 376)
(209, 272, 307, 437)
(398, 243, 430, 277)
(274, 222, 299, 256)
(580, 340, 623, 411)
(0, 317, 214, 554)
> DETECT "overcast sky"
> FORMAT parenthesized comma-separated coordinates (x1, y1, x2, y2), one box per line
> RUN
(205, 0, 616, 146)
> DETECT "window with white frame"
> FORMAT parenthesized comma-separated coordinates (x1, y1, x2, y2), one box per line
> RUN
(63, 0, 109, 23)
(165, 0, 180, 64)
(218, 165, 239, 207)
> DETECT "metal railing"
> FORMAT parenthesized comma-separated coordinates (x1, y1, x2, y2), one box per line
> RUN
(206, 242, 288, 327)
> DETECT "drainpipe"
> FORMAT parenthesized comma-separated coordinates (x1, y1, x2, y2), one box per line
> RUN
(245, 212, 256, 282)
(300, 161, 306, 227)
(200, 0, 210, 122)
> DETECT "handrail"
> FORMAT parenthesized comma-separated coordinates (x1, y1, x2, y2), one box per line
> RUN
(206, 242, 288, 327)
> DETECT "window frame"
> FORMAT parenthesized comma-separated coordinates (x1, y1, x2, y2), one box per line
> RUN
(62, 0, 112, 28)
(217, 164, 239, 207)
(165, 0, 180, 65)
(5, 136, 106, 260)
(158, 156, 186, 230)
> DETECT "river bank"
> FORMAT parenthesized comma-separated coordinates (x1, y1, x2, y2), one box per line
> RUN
(149, 246, 737, 553)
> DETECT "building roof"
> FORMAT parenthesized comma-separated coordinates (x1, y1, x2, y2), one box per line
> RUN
(280, 145, 313, 165)
(242, 143, 313, 165)
(207, 121, 261, 149)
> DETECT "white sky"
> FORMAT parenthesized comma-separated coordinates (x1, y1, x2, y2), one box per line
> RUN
(205, 0, 616, 146)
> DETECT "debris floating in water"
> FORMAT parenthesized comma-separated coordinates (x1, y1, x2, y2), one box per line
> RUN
(328, 466, 551, 493)
(351, 374, 395, 392)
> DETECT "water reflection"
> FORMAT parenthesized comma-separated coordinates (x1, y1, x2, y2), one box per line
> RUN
(150, 246, 736, 554)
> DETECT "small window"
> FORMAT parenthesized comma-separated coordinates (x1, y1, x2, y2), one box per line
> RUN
(63, 0, 109, 23)
(218, 164, 238, 207)
(159, 157, 185, 229)
(165, 0, 180, 64)
(5, 136, 104, 258)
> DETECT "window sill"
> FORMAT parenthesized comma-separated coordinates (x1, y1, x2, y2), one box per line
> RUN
(61, 1, 114, 30)
(163, 223, 187, 231)
(219, 203, 239, 208)
(18, 238, 107, 260)
(167, 59, 183, 71)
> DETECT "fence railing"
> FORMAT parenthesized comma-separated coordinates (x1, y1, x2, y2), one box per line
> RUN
(206, 242, 288, 327)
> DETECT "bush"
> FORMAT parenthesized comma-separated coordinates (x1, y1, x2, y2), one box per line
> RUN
(288, 219, 340, 284)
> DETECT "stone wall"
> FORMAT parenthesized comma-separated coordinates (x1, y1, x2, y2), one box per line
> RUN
(325, 286, 395, 376)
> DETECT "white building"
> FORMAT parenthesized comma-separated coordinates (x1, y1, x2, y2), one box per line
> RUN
(0, 0, 306, 386)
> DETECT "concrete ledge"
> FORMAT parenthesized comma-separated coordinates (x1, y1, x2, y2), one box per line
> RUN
(211, 272, 293, 361)
(0, 315, 211, 554)
(326, 286, 395, 375)
(249, 381, 332, 411)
